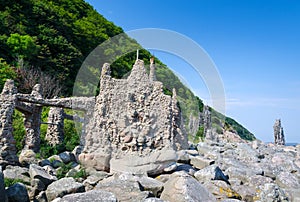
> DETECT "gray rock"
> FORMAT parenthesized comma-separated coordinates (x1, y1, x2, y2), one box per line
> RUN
(58, 151, 75, 164)
(42, 165, 57, 176)
(176, 150, 190, 163)
(35, 191, 47, 202)
(229, 184, 256, 201)
(135, 175, 164, 197)
(95, 173, 150, 202)
(196, 142, 212, 156)
(6, 183, 29, 202)
(155, 174, 171, 183)
(257, 183, 289, 201)
(163, 162, 177, 172)
(225, 165, 261, 183)
(235, 143, 259, 162)
(46, 177, 85, 201)
(110, 148, 177, 175)
(31, 178, 45, 192)
(186, 149, 199, 156)
(194, 165, 217, 183)
(83, 171, 110, 191)
(175, 164, 197, 176)
(190, 156, 215, 169)
(202, 180, 241, 201)
(0, 166, 8, 202)
(3, 165, 30, 184)
(19, 149, 38, 166)
(39, 159, 51, 167)
(276, 171, 300, 189)
(29, 164, 57, 186)
(161, 171, 217, 202)
(28, 178, 45, 200)
(246, 175, 273, 187)
(52, 159, 63, 168)
(288, 188, 300, 201)
(143, 198, 167, 202)
(213, 166, 230, 185)
(59, 190, 117, 202)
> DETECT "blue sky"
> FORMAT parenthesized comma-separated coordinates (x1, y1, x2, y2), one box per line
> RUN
(85, 0, 300, 143)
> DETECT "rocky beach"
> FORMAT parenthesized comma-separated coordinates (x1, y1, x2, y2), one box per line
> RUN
(1, 138, 300, 201)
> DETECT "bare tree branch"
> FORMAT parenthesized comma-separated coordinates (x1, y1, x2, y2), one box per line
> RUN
(15, 67, 63, 98)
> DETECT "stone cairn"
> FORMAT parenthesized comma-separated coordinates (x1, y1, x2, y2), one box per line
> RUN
(274, 119, 285, 145)
(79, 58, 188, 174)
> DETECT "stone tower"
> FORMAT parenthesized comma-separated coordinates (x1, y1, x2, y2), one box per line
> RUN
(273, 119, 285, 145)
(79, 59, 187, 174)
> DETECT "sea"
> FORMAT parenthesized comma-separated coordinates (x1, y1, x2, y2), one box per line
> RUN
(286, 143, 299, 146)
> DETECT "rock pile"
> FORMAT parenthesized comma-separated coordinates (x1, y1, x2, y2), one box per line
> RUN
(1, 139, 299, 201)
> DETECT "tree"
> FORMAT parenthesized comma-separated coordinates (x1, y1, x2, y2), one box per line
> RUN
(0, 58, 16, 90)
(6, 33, 39, 60)
(15, 67, 62, 98)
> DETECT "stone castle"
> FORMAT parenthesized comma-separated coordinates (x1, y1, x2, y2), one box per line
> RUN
(0, 58, 187, 174)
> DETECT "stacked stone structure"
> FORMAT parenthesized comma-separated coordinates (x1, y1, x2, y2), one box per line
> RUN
(79, 59, 188, 174)
(0, 80, 19, 166)
(274, 119, 285, 145)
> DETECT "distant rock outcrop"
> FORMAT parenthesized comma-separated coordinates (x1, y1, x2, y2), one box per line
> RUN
(274, 119, 285, 145)
(79, 59, 188, 174)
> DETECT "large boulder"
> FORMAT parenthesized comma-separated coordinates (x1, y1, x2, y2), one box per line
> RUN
(3, 165, 30, 184)
(6, 183, 29, 202)
(190, 156, 215, 170)
(46, 177, 85, 201)
(256, 183, 289, 201)
(58, 151, 76, 164)
(29, 164, 57, 186)
(59, 190, 117, 202)
(202, 180, 241, 201)
(160, 171, 217, 202)
(19, 149, 37, 165)
(110, 148, 177, 175)
(95, 173, 151, 201)
(276, 171, 300, 189)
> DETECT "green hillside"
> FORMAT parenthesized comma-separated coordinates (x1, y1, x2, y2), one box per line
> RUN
(0, 0, 255, 142)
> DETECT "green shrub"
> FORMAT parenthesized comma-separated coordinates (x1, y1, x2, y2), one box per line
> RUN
(63, 118, 80, 151)
(56, 162, 73, 179)
(73, 168, 87, 179)
(192, 126, 204, 143)
(4, 178, 30, 187)
(12, 110, 26, 153)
